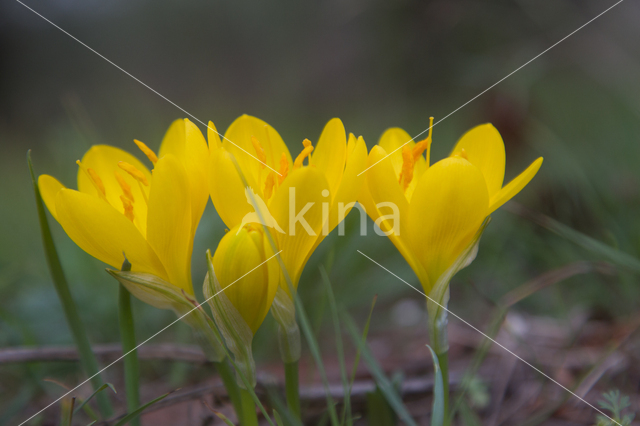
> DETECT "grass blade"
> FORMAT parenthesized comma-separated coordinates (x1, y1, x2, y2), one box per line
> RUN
(27, 150, 113, 418)
(506, 202, 640, 272)
(73, 383, 116, 415)
(426, 345, 445, 426)
(319, 266, 351, 426)
(113, 392, 171, 426)
(342, 310, 417, 426)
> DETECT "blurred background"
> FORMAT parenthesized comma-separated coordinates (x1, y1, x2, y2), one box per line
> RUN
(2, 0, 640, 424)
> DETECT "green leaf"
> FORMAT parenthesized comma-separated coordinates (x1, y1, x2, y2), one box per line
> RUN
(27, 150, 113, 418)
(342, 311, 417, 426)
(426, 345, 444, 426)
(365, 387, 395, 426)
(319, 266, 351, 426)
(273, 410, 285, 426)
(73, 383, 117, 415)
(112, 392, 171, 426)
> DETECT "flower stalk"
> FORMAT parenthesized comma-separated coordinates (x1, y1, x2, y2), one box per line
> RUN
(117, 259, 140, 426)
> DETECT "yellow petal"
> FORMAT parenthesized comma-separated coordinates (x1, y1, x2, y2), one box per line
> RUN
(269, 167, 330, 289)
(213, 225, 277, 334)
(310, 118, 346, 196)
(39, 175, 66, 220)
(224, 115, 292, 185)
(146, 154, 193, 294)
(309, 135, 367, 255)
(364, 145, 410, 236)
(78, 145, 151, 236)
(159, 119, 209, 237)
(407, 157, 489, 288)
(451, 123, 506, 198)
(207, 120, 222, 151)
(489, 157, 543, 213)
(55, 189, 167, 279)
(209, 147, 257, 229)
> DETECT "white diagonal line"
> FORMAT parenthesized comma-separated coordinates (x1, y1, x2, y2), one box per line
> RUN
(358, 0, 625, 176)
(17, 250, 282, 426)
(357, 250, 620, 425)
(14, 0, 282, 176)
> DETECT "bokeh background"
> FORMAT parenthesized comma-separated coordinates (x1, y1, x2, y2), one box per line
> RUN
(2, 0, 640, 424)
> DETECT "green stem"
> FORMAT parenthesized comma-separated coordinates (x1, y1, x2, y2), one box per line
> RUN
(430, 306, 450, 426)
(285, 361, 301, 420)
(118, 282, 140, 426)
(437, 351, 450, 425)
(240, 388, 259, 426)
(28, 152, 113, 418)
(215, 359, 244, 424)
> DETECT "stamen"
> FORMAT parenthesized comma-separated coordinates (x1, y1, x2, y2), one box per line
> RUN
(76, 160, 107, 200)
(120, 195, 135, 222)
(278, 152, 289, 184)
(293, 139, 314, 170)
(118, 161, 149, 186)
(134, 139, 158, 164)
(459, 148, 468, 160)
(263, 172, 276, 200)
(398, 145, 415, 191)
(115, 171, 135, 202)
(397, 117, 435, 191)
(251, 136, 267, 169)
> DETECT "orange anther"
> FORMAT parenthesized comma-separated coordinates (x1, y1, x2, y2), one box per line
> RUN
(293, 139, 314, 170)
(278, 152, 289, 184)
(398, 144, 415, 191)
(251, 136, 267, 168)
(115, 171, 135, 202)
(118, 161, 149, 186)
(263, 172, 276, 200)
(120, 195, 135, 222)
(134, 140, 158, 164)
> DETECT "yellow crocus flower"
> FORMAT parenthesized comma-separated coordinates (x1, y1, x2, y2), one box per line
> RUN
(208, 114, 367, 292)
(361, 121, 543, 294)
(38, 118, 209, 296)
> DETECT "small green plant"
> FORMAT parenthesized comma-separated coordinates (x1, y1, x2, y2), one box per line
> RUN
(595, 390, 635, 426)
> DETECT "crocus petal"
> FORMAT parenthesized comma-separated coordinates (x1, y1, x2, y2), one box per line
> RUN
(78, 145, 151, 236)
(159, 119, 209, 237)
(309, 134, 367, 255)
(450, 123, 506, 198)
(54, 189, 167, 279)
(489, 157, 543, 213)
(364, 145, 410, 236)
(408, 157, 489, 287)
(224, 115, 292, 185)
(39, 175, 66, 220)
(360, 145, 428, 287)
(269, 167, 330, 289)
(207, 120, 222, 151)
(146, 154, 193, 293)
(209, 147, 257, 229)
(310, 118, 346, 196)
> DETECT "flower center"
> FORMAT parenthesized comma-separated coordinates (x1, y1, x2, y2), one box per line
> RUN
(398, 117, 434, 191)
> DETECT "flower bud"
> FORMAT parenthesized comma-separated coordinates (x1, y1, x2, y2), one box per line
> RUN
(204, 223, 279, 387)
